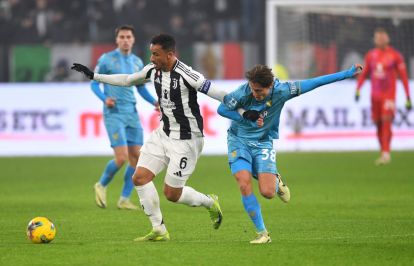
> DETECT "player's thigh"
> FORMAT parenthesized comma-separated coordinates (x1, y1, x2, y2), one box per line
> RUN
(164, 136, 204, 188)
(233, 167, 254, 196)
(381, 98, 396, 121)
(127, 145, 141, 167)
(103, 114, 128, 147)
(137, 128, 168, 177)
(112, 146, 129, 166)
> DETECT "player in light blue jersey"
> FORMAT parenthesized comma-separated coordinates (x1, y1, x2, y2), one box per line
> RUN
(218, 64, 363, 243)
(92, 25, 158, 210)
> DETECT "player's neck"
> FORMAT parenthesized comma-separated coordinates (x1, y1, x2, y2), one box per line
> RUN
(377, 45, 389, 51)
(119, 48, 131, 56)
(164, 58, 178, 72)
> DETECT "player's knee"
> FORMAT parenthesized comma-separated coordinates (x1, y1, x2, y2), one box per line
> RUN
(114, 157, 127, 167)
(163, 188, 181, 202)
(132, 167, 154, 186)
(260, 188, 276, 199)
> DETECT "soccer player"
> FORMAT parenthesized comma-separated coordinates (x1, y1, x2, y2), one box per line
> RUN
(218, 63, 363, 244)
(71, 34, 225, 241)
(91, 25, 158, 210)
(355, 28, 411, 165)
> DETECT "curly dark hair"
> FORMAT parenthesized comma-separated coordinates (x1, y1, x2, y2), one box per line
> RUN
(245, 64, 274, 88)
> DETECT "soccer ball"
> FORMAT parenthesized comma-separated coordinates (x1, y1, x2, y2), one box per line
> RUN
(26, 217, 56, 244)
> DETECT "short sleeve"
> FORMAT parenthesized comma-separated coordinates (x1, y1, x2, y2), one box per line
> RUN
(223, 85, 246, 110)
(94, 54, 107, 74)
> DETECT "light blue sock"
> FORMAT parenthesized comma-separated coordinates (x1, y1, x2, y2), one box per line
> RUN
(99, 159, 119, 186)
(121, 165, 135, 198)
(242, 193, 266, 233)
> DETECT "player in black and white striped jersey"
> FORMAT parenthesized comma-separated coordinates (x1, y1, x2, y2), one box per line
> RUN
(71, 34, 224, 241)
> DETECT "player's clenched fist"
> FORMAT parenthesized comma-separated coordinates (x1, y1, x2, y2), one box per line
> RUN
(71, 63, 94, 79)
(243, 110, 261, 121)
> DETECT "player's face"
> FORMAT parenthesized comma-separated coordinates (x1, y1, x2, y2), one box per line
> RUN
(374, 32, 389, 49)
(116, 30, 135, 54)
(249, 82, 272, 101)
(150, 44, 173, 71)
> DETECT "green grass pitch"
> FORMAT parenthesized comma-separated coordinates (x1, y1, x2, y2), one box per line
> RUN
(1, 152, 414, 265)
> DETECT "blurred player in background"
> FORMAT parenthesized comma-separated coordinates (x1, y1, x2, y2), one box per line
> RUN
(72, 34, 226, 241)
(92, 25, 158, 210)
(355, 28, 411, 165)
(218, 63, 363, 244)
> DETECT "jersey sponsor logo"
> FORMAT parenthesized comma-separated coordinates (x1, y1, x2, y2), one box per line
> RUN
(199, 80, 211, 94)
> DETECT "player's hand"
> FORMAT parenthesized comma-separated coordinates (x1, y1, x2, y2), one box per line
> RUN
(71, 63, 94, 79)
(355, 91, 360, 102)
(105, 97, 116, 108)
(406, 97, 412, 111)
(243, 110, 260, 121)
(257, 117, 264, 127)
(351, 64, 363, 76)
(154, 102, 160, 112)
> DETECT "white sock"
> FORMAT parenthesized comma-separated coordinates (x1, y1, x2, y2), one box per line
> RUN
(177, 186, 213, 208)
(135, 182, 165, 229)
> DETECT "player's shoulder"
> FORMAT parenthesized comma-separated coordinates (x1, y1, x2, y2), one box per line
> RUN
(388, 46, 403, 58)
(173, 60, 203, 82)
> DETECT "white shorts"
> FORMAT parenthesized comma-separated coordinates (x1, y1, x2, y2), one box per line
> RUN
(137, 127, 204, 188)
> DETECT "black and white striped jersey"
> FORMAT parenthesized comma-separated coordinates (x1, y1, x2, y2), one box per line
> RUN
(140, 60, 210, 139)
(94, 59, 216, 140)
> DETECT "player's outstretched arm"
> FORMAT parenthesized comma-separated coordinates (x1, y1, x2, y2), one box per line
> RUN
(71, 63, 147, 87)
(299, 64, 363, 95)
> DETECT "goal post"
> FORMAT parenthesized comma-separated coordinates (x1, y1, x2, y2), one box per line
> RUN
(266, 0, 414, 79)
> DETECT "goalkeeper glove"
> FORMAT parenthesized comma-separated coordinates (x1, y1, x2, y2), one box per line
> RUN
(355, 91, 360, 102)
(406, 97, 412, 111)
(243, 110, 261, 122)
(71, 63, 94, 79)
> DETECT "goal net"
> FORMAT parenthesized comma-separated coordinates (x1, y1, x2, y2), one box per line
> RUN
(266, 0, 414, 79)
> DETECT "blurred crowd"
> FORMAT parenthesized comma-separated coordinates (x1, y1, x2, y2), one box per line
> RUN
(0, 0, 263, 46)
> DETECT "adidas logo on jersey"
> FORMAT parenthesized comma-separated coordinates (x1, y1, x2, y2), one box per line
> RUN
(173, 171, 182, 177)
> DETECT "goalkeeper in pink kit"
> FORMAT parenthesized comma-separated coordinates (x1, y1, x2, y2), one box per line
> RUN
(355, 28, 411, 165)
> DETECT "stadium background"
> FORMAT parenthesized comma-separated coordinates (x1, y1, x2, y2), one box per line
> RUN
(1, 0, 414, 155)
(0, 1, 414, 265)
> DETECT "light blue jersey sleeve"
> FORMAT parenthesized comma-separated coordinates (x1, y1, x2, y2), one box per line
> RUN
(282, 65, 359, 101)
(90, 54, 107, 102)
(136, 85, 157, 106)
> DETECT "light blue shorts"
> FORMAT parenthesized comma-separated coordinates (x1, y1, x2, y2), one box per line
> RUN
(103, 111, 143, 147)
(227, 133, 277, 179)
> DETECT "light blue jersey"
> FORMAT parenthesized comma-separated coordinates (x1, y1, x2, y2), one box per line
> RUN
(91, 48, 156, 147)
(224, 79, 299, 141)
(92, 48, 146, 114)
(219, 65, 359, 175)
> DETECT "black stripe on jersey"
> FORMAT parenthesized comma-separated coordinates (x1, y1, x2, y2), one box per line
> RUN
(145, 67, 155, 80)
(177, 62, 199, 82)
(170, 71, 192, 139)
(182, 76, 204, 136)
(154, 70, 170, 136)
